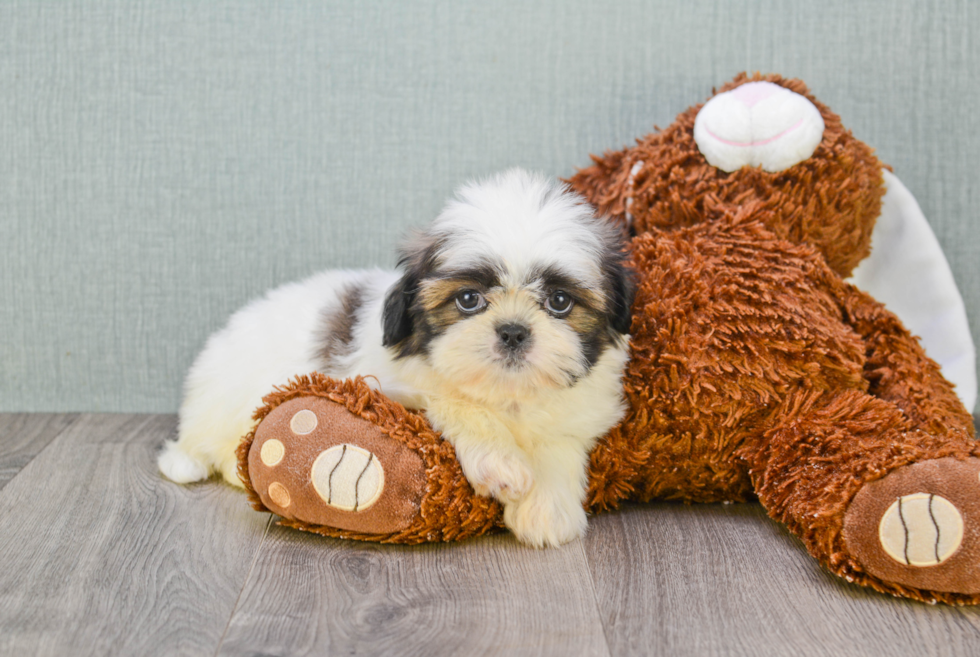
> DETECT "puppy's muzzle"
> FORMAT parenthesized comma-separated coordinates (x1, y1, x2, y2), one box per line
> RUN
(497, 323, 531, 352)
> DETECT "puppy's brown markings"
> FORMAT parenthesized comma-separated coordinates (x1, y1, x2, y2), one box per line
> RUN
(530, 264, 628, 368)
(416, 272, 500, 335)
(317, 283, 365, 369)
(565, 304, 603, 335)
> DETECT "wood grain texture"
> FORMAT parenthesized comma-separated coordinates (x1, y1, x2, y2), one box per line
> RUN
(217, 528, 610, 657)
(0, 413, 271, 657)
(585, 502, 980, 657)
(0, 413, 79, 490)
(3, 414, 980, 656)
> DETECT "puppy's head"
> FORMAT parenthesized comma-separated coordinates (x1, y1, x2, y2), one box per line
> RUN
(383, 169, 634, 397)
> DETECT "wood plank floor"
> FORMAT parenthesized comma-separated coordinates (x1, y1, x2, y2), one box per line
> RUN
(0, 414, 978, 656)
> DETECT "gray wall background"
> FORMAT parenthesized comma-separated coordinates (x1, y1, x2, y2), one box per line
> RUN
(2, 0, 978, 413)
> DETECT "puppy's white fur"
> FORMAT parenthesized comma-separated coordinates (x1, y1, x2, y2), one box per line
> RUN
(159, 169, 632, 547)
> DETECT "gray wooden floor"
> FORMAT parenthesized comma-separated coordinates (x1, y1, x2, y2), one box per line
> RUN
(1, 414, 979, 656)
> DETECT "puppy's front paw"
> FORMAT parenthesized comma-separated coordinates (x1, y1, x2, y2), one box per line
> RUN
(464, 451, 534, 504)
(503, 488, 588, 548)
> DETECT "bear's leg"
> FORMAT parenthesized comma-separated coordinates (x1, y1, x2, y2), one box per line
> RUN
(839, 282, 975, 438)
(840, 284, 980, 601)
(739, 389, 980, 604)
(239, 375, 503, 543)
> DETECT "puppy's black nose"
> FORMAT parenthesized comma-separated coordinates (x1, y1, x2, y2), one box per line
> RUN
(497, 323, 530, 350)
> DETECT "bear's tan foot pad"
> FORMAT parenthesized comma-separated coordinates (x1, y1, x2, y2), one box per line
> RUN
(247, 396, 427, 533)
(843, 457, 980, 594)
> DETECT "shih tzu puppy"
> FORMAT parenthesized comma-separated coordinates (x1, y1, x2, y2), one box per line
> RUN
(159, 169, 635, 547)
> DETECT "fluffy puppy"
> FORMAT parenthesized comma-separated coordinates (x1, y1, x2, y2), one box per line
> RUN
(159, 169, 634, 547)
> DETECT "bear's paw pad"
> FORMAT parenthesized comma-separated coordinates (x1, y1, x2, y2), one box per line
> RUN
(843, 457, 980, 594)
(247, 396, 426, 535)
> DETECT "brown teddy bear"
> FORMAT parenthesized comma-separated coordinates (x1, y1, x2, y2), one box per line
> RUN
(238, 74, 980, 605)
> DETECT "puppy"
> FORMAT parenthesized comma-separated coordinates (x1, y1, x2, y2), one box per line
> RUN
(159, 169, 634, 547)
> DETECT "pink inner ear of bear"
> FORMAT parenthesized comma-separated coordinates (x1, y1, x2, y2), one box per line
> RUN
(729, 81, 780, 108)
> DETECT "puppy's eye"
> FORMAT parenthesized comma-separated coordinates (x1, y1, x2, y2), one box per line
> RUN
(545, 290, 574, 316)
(455, 290, 486, 314)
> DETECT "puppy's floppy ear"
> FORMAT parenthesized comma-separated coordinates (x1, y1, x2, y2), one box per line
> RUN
(382, 229, 442, 350)
(606, 258, 636, 335)
(599, 223, 636, 334)
(382, 272, 418, 348)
